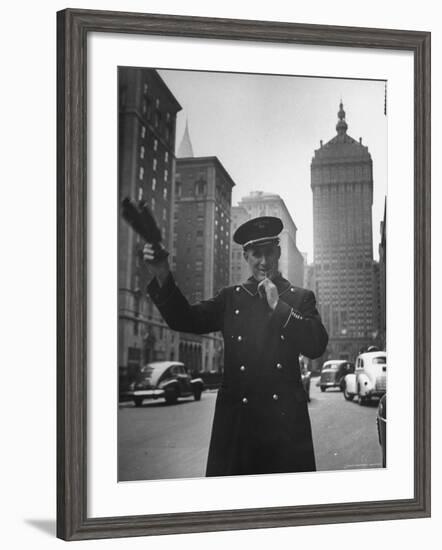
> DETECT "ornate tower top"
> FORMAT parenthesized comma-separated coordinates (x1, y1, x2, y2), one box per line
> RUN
(336, 101, 348, 135)
(177, 118, 194, 158)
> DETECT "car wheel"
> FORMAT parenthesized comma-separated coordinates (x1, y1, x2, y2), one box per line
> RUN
(165, 387, 178, 405)
(193, 388, 202, 401)
(134, 397, 143, 407)
(343, 386, 354, 401)
(320, 386, 326, 392)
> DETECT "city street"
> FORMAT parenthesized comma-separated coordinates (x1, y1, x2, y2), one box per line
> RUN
(118, 378, 383, 481)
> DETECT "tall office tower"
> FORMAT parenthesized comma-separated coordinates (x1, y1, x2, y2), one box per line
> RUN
(378, 199, 387, 350)
(118, 68, 181, 379)
(311, 102, 379, 361)
(174, 156, 235, 372)
(235, 191, 304, 287)
(230, 206, 251, 285)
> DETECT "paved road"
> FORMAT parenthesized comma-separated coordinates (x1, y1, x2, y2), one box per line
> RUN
(308, 379, 382, 471)
(118, 379, 382, 481)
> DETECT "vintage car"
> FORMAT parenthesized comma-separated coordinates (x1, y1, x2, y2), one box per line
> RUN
(377, 394, 387, 467)
(342, 350, 387, 404)
(318, 360, 354, 392)
(122, 361, 204, 407)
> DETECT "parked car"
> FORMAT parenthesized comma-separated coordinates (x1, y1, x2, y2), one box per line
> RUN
(377, 394, 387, 467)
(300, 365, 312, 402)
(342, 350, 386, 404)
(318, 360, 354, 392)
(122, 361, 204, 406)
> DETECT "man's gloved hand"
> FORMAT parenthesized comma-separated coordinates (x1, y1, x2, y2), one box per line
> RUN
(257, 277, 279, 311)
(143, 243, 170, 286)
(143, 242, 168, 264)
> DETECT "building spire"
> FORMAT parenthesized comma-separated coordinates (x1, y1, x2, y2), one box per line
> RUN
(336, 100, 348, 135)
(177, 118, 194, 158)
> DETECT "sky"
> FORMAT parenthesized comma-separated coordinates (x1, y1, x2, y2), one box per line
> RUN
(159, 69, 387, 262)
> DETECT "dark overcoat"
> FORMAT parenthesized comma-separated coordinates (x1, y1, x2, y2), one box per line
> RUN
(148, 273, 328, 477)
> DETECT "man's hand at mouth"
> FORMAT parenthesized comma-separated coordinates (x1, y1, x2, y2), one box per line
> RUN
(257, 277, 279, 310)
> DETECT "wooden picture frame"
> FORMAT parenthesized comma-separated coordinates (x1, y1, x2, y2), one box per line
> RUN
(57, 8, 431, 541)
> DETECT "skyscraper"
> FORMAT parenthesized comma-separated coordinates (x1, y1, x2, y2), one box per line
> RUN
(311, 102, 379, 360)
(118, 68, 181, 377)
(378, 199, 387, 350)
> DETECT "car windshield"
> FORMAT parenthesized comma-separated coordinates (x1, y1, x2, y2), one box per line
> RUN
(324, 364, 339, 370)
(372, 357, 386, 364)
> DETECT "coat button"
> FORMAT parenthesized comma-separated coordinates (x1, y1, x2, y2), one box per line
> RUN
(290, 287, 295, 292)
(237, 335, 242, 341)
(235, 286, 241, 292)
(280, 334, 285, 341)
(273, 394, 279, 401)
(276, 363, 282, 369)
(234, 309, 240, 315)
(242, 397, 248, 404)
(240, 365, 245, 371)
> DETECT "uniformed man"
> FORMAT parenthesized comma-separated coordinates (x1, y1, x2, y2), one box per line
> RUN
(144, 216, 328, 477)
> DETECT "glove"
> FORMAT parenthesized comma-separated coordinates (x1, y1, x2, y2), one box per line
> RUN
(121, 197, 169, 261)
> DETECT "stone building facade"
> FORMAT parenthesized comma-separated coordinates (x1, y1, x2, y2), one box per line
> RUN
(173, 156, 235, 372)
(118, 68, 181, 381)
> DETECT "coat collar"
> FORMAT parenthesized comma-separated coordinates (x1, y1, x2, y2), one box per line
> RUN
(240, 273, 292, 297)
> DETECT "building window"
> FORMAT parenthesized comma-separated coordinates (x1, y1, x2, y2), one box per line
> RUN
(176, 182, 182, 197)
(138, 187, 143, 201)
(141, 126, 146, 139)
(153, 139, 158, 151)
(163, 208, 166, 221)
(138, 166, 144, 180)
(151, 198, 155, 212)
(164, 169, 168, 182)
(152, 178, 156, 191)
(195, 181, 206, 196)
(143, 83, 148, 94)
(140, 146, 145, 159)
(163, 188, 168, 200)
(164, 151, 169, 163)
(153, 158, 157, 171)
(127, 346, 141, 364)
(156, 98, 160, 108)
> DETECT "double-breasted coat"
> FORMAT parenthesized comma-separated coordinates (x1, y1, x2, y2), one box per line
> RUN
(148, 272, 328, 477)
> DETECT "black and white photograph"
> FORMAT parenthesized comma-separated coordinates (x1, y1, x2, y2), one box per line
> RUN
(118, 67, 388, 482)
